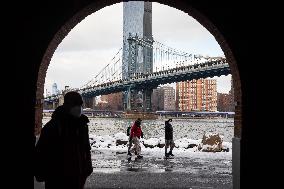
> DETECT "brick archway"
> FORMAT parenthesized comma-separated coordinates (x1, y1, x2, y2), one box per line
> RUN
(35, 1, 241, 186)
(36, 1, 241, 136)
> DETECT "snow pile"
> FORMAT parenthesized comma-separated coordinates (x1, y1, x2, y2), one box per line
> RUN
(158, 137, 165, 145)
(114, 132, 128, 141)
(143, 138, 159, 148)
(114, 132, 129, 146)
(91, 135, 116, 148)
(175, 138, 200, 149)
(157, 137, 165, 148)
(222, 142, 232, 149)
(222, 142, 232, 152)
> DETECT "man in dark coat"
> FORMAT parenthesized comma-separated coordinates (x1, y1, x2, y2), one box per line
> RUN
(35, 91, 93, 189)
(165, 118, 175, 157)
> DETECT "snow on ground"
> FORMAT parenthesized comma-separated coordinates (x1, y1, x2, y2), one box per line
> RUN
(91, 135, 116, 148)
(42, 117, 234, 142)
(87, 118, 234, 142)
(158, 137, 165, 145)
(90, 132, 232, 160)
(143, 138, 159, 147)
(222, 141, 232, 149)
(175, 138, 201, 148)
(114, 132, 128, 141)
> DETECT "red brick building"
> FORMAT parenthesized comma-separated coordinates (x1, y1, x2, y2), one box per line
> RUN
(176, 79, 217, 111)
(99, 92, 123, 111)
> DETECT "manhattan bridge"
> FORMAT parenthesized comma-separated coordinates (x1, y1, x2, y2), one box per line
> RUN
(45, 34, 230, 111)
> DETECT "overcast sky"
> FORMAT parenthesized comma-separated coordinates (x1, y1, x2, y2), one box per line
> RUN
(45, 2, 231, 95)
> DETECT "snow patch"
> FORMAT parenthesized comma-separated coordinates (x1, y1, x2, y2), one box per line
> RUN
(144, 138, 159, 146)
(114, 132, 128, 141)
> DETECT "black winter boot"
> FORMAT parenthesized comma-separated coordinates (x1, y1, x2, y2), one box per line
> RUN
(128, 151, 132, 156)
(168, 151, 174, 156)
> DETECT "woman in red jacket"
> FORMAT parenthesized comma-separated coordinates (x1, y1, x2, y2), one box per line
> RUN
(129, 118, 143, 159)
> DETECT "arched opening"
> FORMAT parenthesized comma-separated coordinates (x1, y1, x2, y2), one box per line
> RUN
(35, 1, 241, 188)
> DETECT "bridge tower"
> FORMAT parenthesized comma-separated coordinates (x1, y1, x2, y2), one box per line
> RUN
(122, 1, 153, 112)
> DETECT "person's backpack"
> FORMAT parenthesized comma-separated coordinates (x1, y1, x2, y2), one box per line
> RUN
(127, 126, 131, 136)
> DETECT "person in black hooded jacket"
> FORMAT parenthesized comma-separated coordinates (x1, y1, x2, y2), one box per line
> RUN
(165, 118, 175, 157)
(35, 91, 93, 189)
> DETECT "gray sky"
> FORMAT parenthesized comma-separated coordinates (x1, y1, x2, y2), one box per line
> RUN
(45, 2, 231, 95)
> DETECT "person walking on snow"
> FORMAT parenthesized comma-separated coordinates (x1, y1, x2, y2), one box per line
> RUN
(165, 118, 175, 158)
(129, 118, 143, 159)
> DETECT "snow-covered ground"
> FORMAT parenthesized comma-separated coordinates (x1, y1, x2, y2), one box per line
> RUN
(89, 132, 231, 150)
(88, 118, 234, 142)
(42, 117, 234, 142)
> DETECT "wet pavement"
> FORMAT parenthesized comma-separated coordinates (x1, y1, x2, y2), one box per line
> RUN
(35, 149, 232, 188)
(85, 171, 232, 189)
(84, 149, 232, 188)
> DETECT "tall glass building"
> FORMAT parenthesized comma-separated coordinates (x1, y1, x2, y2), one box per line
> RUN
(52, 83, 58, 95)
(122, 1, 153, 111)
(122, 1, 153, 79)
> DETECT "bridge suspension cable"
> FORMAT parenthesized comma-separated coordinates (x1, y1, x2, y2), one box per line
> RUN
(77, 37, 225, 91)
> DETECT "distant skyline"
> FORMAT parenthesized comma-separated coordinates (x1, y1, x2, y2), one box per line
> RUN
(45, 2, 231, 95)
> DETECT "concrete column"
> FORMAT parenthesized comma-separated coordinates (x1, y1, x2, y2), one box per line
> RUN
(143, 89, 152, 112)
(52, 101, 56, 109)
(127, 87, 131, 110)
(233, 137, 240, 189)
(34, 98, 43, 136)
